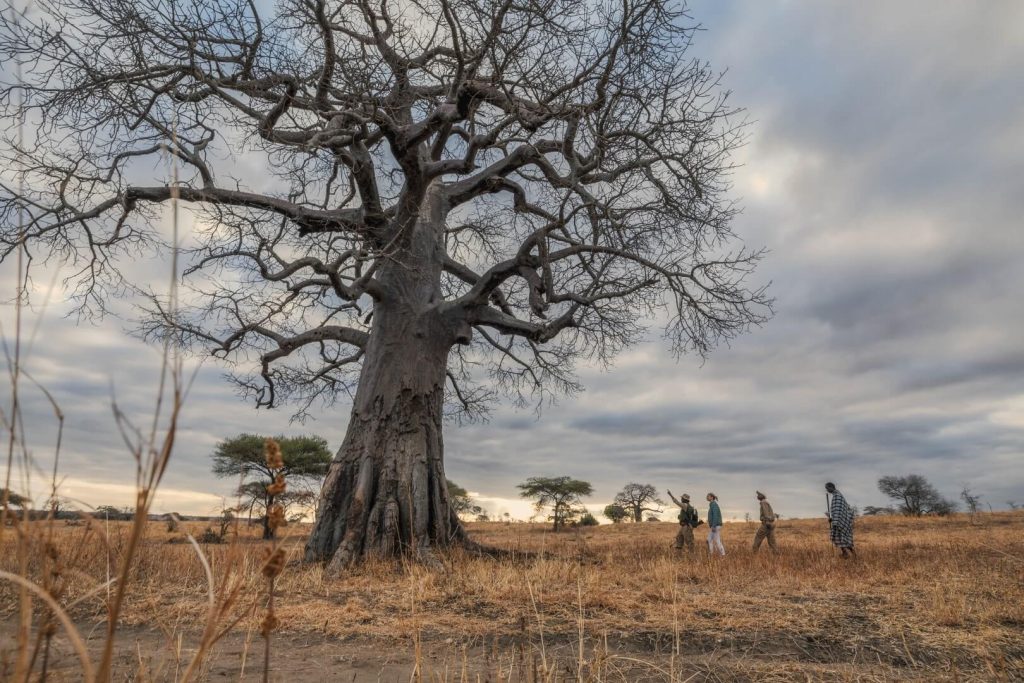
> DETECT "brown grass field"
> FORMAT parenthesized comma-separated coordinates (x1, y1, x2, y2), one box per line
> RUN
(1, 511, 1022, 681)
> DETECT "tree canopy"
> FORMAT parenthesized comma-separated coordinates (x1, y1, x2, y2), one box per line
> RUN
(213, 434, 332, 480)
(1, 488, 30, 508)
(603, 503, 628, 524)
(517, 476, 593, 531)
(877, 474, 957, 517)
(613, 482, 664, 522)
(0, 0, 770, 417)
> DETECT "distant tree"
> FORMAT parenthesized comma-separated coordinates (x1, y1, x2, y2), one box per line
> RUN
(577, 513, 599, 527)
(94, 505, 133, 521)
(603, 504, 629, 524)
(960, 485, 982, 522)
(927, 498, 957, 517)
(1, 488, 30, 509)
(613, 483, 665, 523)
(517, 476, 593, 531)
(1007, 501, 1020, 511)
(447, 480, 485, 520)
(44, 495, 77, 519)
(878, 474, 957, 517)
(198, 508, 236, 544)
(862, 505, 897, 516)
(474, 513, 490, 523)
(213, 434, 331, 539)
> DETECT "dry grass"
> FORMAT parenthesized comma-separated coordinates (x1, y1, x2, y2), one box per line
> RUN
(2, 512, 1022, 681)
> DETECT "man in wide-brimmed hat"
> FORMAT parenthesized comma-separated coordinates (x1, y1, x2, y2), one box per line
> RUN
(752, 491, 777, 553)
(667, 490, 699, 552)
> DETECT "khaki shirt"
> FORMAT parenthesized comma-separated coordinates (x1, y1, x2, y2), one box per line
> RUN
(759, 500, 776, 524)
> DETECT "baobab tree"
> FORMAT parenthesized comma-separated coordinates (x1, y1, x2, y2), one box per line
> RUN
(0, 0, 770, 568)
(614, 482, 665, 522)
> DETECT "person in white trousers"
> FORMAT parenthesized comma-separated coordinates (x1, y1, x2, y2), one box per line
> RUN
(706, 492, 725, 556)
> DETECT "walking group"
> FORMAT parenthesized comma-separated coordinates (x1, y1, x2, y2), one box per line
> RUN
(665, 483, 857, 558)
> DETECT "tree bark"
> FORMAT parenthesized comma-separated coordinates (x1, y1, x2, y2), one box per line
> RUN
(262, 492, 274, 540)
(305, 185, 470, 569)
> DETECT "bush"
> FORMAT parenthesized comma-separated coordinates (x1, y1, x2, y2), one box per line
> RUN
(577, 513, 599, 527)
(603, 504, 628, 523)
(197, 526, 224, 544)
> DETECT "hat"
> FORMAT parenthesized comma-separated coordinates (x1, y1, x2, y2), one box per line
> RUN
(681, 493, 691, 502)
(756, 491, 766, 499)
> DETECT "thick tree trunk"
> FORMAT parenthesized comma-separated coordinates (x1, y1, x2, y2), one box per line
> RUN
(305, 185, 470, 569)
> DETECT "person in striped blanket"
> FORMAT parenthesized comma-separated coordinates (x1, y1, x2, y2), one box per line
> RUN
(826, 482, 856, 558)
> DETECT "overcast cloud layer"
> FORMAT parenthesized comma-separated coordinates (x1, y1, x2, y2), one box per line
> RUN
(2, 0, 1023, 522)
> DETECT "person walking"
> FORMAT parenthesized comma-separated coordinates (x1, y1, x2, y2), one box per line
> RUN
(706, 493, 725, 556)
(825, 482, 856, 558)
(752, 491, 777, 553)
(667, 490, 699, 552)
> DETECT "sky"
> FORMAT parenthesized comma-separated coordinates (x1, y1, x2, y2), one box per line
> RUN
(2, 1, 1023, 523)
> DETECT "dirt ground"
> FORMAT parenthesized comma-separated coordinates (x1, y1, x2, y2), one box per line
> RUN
(6, 622, 991, 682)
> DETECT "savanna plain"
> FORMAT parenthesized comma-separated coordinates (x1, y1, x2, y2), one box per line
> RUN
(2, 512, 1022, 682)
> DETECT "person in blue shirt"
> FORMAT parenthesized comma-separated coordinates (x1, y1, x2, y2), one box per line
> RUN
(706, 492, 725, 556)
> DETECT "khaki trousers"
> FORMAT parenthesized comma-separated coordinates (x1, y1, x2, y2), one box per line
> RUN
(752, 522, 777, 552)
(674, 525, 694, 551)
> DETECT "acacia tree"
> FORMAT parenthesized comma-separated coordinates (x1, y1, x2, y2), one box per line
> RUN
(0, 0, 769, 567)
(960, 485, 981, 523)
(212, 434, 331, 539)
(447, 480, 486, 520)
(877, 475, 957, 517)
(1, 488, 29, 508)
(613, 482, 664, 522)
(518, 476, 593, 531)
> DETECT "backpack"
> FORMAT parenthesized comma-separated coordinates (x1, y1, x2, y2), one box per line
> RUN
(678, 505, 699, 527)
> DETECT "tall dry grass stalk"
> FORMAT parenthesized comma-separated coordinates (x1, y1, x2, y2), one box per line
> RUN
(258, 436, 288, 683)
